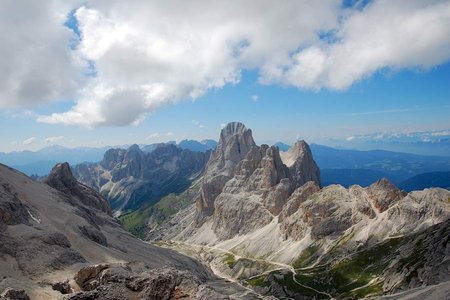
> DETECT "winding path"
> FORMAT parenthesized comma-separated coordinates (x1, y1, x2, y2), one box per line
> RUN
(162, 240, 335, 299)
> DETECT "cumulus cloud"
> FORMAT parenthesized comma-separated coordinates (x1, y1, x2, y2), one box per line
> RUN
(346, 136, 355, 141)
(23, 137, 36, 145)
(251, 95, 259, 102)
(267, 0, 450, 90)
(146, 132, 160, 140)
(0, 0, 85, 108)
(192, 120, 204, 128)
(45, 136, 64, 143)
(1, 0, 450, 127)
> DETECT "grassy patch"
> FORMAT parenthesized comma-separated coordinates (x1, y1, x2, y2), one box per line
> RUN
(351, 281, 384, 298)
(119, 205, 153, 238)
(119, 178, 202, 238)
(245, 275, 267, 287)
(292, 244, 320, 269)
(224, 253, 237, 269)
(283, 236, 407, 298)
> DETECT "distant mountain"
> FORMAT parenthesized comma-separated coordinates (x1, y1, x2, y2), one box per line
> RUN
(273, 142, 290, 151)
(310, 144, 450, 181)
(327, 129, 450, 156)
(177, 139, 217, 152)
(320, 168, 395, 187)
(398, 171, 450, 191)
(73, 143, 210, 215)
(0, 145, 110, 175)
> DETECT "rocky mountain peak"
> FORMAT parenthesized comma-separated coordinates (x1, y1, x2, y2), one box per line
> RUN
(280, 140, 321, 189)
(219, 122, 248, 142)
(195, 122, 256, 225)
(46, 162, 112, 215)
(366, 178, 406, 213)
(46, 162, 78, 188)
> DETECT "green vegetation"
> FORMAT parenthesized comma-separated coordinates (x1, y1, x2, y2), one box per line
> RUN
(292, 243, 320, 269)
(119, 204, 153, 238)
(224, 253, 237, 269)
(119, 179, 202, 238)
(352, 281, 384, 298)
(268, 237, 407, 299)
(245, 275, 267, 287)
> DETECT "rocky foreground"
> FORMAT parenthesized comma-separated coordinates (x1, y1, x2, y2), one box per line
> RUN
(0, 162, 256, 299)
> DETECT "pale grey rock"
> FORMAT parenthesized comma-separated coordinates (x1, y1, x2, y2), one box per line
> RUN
(366, 178, 406, 213)
(213, 193, 274, 239)
(382, 219, 450, 293)
(281, 140, 321, 189)
(195, 122, 256, 225)
(278, 181, 320, 223)
(280, 184, 376, 240)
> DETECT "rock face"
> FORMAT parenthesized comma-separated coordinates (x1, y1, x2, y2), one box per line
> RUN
(0, 288, 30, 300)
(281, 140, 321, 189)
(73, 143, 210, 214)
(45, 162, 111, 215)
(366, 178, 406, 213)
(195, 122, 255, 225)
(192, 122, 321, 239)
(149, 123, 450, 299)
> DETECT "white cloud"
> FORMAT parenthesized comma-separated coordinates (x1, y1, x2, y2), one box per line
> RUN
(166, 132, 174, 137)
(220, 123, 226, 129)
(251, 95, 259, 102)
(45, 136, 64, 143)
(346, 136, 355, 141)
(0, 0, 85, 108)
(0, 0, 449, 127)
(192, 119, 205, 128)
(23, 137, 36, 145)
(146, 132, 160, 140)
(267, 0, 450, 90)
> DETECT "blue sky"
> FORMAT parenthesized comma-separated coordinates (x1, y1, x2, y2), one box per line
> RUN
(0, 1, 449, 152)
(2, 62, 449, 152)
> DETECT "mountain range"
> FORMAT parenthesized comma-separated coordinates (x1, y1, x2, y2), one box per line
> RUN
(73, 144, 210, 216)
(1, 122, 449, 299)
(122, 122, 450, 299)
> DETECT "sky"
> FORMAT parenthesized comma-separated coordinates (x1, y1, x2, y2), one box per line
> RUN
(0, 0, 449, 153)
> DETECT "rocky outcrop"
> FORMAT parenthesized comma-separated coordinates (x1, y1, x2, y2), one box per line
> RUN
(45, 162, 112, 215)
(0, 288, 30, 300)
(280, 140, 321, 189)
(69, 264, 230, 300)
(366, 178, 406, 213)
(74, 144, 209, 214)
(192, 123, 323, 240)
(74, 264, 109, 290)
(195, 122, 255, 225)
(278, 181, 320, 223)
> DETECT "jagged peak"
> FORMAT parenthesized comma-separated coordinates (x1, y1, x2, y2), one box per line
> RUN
(220, 122, 249, 142)
(370, 177, 398, 190)
(127, 144, 142, 152)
